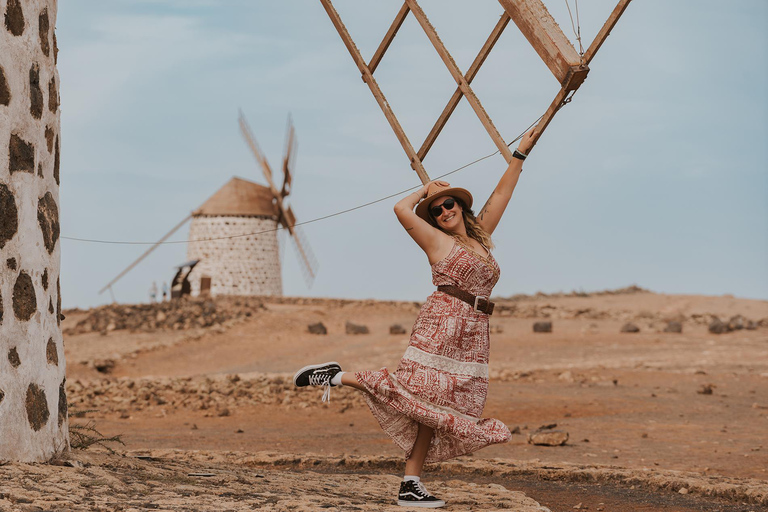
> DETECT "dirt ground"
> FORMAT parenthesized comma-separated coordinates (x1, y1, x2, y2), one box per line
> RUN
(5, 290, 766, 511)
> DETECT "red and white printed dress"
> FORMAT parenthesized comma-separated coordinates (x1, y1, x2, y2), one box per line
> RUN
(355, 239, 511, 463)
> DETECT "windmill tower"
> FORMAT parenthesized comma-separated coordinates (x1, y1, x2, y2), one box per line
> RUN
(99, 112, 317, 300)
(182, 112, 317, 298)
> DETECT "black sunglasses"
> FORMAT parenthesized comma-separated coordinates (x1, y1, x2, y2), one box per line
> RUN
(430, 197, 456, 218)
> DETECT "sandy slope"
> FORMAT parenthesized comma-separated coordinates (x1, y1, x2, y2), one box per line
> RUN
(47, 289, 768, 510)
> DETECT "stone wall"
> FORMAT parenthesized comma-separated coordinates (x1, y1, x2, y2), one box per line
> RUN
(186, 215, 282, 297)
(0, 0, 68, 461)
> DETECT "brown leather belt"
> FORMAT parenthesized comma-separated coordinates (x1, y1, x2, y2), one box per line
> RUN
(437, 285, 495, 315)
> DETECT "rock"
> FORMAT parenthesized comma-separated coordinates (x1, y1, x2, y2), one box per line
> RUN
(697, 384, 714, 395)
(709, 317, 729, 334)
(664, 321, 683, 333)
(558, 371, 574, 383)
(527, 430, 569, 446)
(389, 324, 407, 335)
(533, 321, 552, 333)
(678, 488, 689, 495)
(620, 323, 640, 333)
(746, 320, 757, 330)
(345, 321, 369, 335)
(156, 311, 167, 322)
(308, 322, 327, 335)
(728, 315, 746, 331)
(93, 359, 116, 374)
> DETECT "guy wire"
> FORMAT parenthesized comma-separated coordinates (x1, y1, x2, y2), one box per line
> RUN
(61, 112, 553, 247)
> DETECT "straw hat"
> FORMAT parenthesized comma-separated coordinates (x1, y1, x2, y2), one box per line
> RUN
(415, 181, 473, 222)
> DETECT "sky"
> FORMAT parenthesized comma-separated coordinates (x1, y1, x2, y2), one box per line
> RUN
(56, 0, 768, 308)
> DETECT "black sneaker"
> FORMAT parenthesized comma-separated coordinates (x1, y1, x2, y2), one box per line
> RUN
(397, 480, 445, 508)
(292, 362, 342, 402)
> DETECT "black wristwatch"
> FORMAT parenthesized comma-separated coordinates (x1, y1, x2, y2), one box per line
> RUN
(512, 149, 527, 161)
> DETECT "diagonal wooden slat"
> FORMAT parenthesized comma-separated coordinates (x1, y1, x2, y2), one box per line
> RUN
(405, 0, 514, 163)
(417, 12, 510, 162)
(319, 0, 430, 184)
(368, 2, 410, 75)
(583, 0, 633, 65)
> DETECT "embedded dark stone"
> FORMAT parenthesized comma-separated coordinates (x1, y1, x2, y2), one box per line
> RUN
(53, 135, 59, 185)
(0, 183, 18, 249)
(664, 321, 683, 333)
(345, 321, 369, 335)
(308, 322, 327, 335)
(53, 31, 58, 63)
(42, 268, 48, 289)
(390, 324, 407, 335)
(25, 383, 50, 431)
(709, 317, 729, 334)
(0, 289, 3, 324)
(29, 64, 43, 119)
(6, 257, 16, 270)
(620, 323, 640, 333)
(58, 378, 67, 426)
(56, 277, 61, 326)
(48, 297, 53, 314)
(0, 389, 4, 405)
(533, 321, 553, 333)
(38, 9, 50, 56)
(8, 347, 21, 368)
(12, 271, 36, 321)
(37, 162, 43, 177)
(46, 338, 58, 365)
(4, 0, 25, 36)
(0, 65, 10, 105)
(45, 126, 54, 152)
(48, 76, 58, 112)
(9, 134, 35, 174)
(37, 191, 59, 254)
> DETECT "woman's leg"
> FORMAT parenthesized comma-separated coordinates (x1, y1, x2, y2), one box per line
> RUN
(340, 372, 367, 392)
(404, 423, 434, 477)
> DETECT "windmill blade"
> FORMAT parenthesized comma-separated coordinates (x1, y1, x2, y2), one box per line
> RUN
(279, 203, 297, 236)
(238, 109, 277, 192)
(281, 114, 297, 198)
(290, 224, 318, 288)
(98, 214, 192, 295)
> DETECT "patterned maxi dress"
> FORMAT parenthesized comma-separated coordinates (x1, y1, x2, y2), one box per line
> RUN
(355, 240, 512, 463)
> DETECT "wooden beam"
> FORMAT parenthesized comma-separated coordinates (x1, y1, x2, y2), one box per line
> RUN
(528, 86, 569, 150)
(368, 2, 410, 75)
(406, 0, 514, 163)
(497, 0, 582, 85)
(319, 0, 430, 184)
(584, 0, 633, 65)
(417, 12, 510, 162)
(98, 215, 192, 295)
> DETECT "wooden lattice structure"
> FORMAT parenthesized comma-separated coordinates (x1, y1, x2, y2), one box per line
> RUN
(319, 0, 633, 184)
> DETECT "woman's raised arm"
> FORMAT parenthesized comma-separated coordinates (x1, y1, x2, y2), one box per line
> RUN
(394, 180, 453, 264)
(476, 127, 537, 235)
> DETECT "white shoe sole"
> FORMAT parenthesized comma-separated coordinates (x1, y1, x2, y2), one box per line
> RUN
(397, 500, 445, 508)
(292, 361, 341, 387)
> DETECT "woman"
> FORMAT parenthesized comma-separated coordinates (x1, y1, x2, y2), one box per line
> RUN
(294, 128, 537, 508)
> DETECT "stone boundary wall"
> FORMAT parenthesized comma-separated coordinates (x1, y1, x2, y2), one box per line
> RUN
(186, 215, 282, 297)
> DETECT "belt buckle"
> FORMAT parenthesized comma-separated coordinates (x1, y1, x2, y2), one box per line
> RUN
(473, 295, 488, 313)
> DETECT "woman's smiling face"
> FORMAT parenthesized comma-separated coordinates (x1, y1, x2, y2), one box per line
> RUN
(429, 196, 462, 232)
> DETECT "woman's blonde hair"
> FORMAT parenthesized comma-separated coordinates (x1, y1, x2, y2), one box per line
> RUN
(428, 197, 494, 250)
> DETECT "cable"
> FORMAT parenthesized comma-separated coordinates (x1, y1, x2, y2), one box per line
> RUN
(565, 0, 584, 61)
(61, 113, 557, 246)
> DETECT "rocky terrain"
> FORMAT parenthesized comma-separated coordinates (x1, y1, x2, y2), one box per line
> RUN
(4, 288, 767, 511)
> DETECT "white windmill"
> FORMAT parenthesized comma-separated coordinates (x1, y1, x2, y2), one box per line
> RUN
(99, 112, 317, 300)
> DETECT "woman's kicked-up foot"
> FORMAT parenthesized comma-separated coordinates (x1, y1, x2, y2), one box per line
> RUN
(292, 362, 342, 402)
(397, 480, 445, 508)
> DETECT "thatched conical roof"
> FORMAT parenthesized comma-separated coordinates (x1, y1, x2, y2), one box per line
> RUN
(193, 177, 277, 217)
